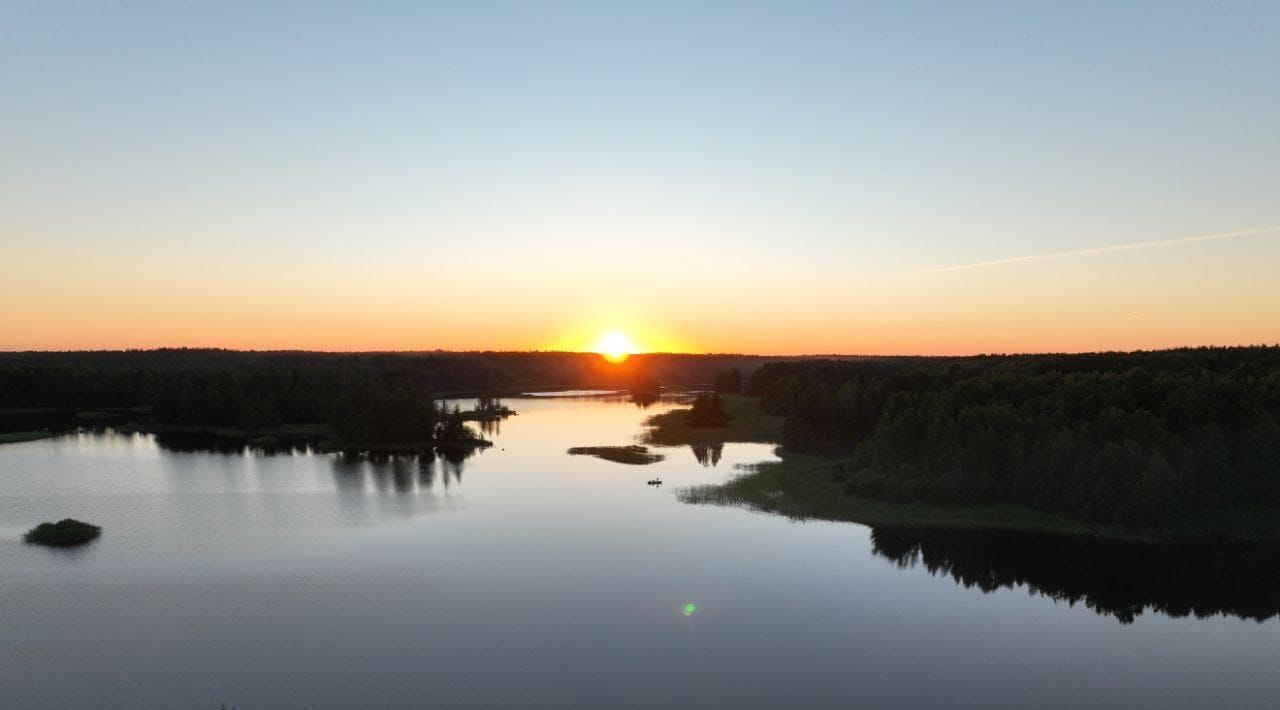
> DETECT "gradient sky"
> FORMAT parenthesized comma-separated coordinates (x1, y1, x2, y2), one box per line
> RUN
(3, 1, 1278, 354)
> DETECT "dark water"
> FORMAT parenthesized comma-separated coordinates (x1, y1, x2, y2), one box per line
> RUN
(1, 397, 1277, 709)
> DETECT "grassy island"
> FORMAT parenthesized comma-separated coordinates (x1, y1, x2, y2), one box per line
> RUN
(24, 518, 102, 546)
(459, 395, 516, 422)
(568, 445, 665, 465)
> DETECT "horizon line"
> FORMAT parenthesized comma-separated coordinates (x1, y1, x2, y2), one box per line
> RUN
(1, 343, 1277, 359)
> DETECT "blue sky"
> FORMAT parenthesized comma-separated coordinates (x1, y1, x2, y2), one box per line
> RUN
(2, 1, 1277, 352)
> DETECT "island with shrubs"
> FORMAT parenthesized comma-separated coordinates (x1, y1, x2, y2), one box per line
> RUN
(24, 518, 102, 546)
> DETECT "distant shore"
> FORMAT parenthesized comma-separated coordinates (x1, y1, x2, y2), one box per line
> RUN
(115, 421, 492, 454)
(0, 413, 494, 455)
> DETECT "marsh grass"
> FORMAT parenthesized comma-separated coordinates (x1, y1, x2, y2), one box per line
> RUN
(0, 431, 57, 444)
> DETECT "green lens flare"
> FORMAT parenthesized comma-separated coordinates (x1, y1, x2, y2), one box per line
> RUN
(683, 603, 698, 617)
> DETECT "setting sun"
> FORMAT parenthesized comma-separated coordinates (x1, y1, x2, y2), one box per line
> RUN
(594, 331, 635, 363)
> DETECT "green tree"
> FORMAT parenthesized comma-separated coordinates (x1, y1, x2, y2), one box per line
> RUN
(713, 368, 743, 394)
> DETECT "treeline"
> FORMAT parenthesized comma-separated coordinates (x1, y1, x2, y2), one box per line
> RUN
(750, 347, 1280, 528)
(0, 349, 767, 440)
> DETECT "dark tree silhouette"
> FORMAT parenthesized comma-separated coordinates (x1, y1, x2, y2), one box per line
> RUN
(686, 393, 730, 428)
(713, 367, 743, 394)
(749, 346, 1280, 528)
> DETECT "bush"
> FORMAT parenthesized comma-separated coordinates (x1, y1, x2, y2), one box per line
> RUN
(713, 368, 743, 394)
(686, 393, 730, 428)
(24, 518, 101, 546)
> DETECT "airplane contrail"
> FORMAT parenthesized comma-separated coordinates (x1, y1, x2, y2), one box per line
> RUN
(916, 225, 1280, 275)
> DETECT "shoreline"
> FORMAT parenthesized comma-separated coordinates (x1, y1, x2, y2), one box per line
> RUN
(109, 422, 492, 455)
(646, 395, 1280, 543)
(0, 431, 59, 445)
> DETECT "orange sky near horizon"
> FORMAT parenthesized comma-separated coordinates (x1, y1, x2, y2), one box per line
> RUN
(4, 231, 1277, 356)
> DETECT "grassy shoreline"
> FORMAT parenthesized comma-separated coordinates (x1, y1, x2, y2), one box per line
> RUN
(648, 395, 1280, 543)
(0, 431, 59, 445)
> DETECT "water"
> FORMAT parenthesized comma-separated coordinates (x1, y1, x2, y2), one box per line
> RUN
(1, 396, 1277, 709)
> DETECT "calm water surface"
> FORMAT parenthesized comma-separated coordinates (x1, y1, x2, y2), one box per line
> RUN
(1, 396, 1277, 709)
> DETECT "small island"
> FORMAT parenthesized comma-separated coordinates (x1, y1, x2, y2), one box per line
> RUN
(24, 518, 102, 546)
(458, 395, 518, 422)
(568, 445, 665, 465)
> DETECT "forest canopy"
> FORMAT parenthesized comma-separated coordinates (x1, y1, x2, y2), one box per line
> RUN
(748, 347, 1280, 528)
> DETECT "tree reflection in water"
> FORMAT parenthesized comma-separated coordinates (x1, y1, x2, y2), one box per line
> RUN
(630, 390, 659, 408)
(151, 431, 315, 456)
(691, 442, 723, 467)
(476, 417, 502, 438)
(870, 526, 1280, 623)
(330, 445, 480, 495)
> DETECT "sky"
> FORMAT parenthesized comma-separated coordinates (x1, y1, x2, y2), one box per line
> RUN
(2, 1, 1278, 355)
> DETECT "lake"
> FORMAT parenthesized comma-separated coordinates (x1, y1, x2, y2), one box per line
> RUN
(1, 395, 1277, 709)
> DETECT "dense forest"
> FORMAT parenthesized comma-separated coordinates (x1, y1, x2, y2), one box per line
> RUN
(749, 347, 1280, 528)
(0, 349, 766, 444)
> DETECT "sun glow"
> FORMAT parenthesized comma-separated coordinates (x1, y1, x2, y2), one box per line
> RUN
(594, 331, 635, 363)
